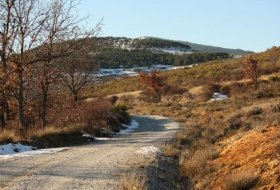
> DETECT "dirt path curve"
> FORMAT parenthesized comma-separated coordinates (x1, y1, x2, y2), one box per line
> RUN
(0, 115, 180, 190)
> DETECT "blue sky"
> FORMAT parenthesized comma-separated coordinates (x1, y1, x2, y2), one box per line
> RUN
(77, 0, 280, 52)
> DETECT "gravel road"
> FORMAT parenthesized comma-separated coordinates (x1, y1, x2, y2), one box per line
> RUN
(0, 115, 180, 190)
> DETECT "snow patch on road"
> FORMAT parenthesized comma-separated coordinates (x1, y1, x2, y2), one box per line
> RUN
(95, 137, 112, 141)
(83, 134, 113, 141)
(0, 144, 68, 159)
(82, 134, 93, 138)
(117, 119, 139, 135)
(137, 146, 160, 155)
(0, 143, 34, 155)
(82, 120, 139, 142)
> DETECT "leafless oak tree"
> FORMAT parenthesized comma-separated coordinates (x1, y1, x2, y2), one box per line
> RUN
(59, 45, 98, 101)
(0, 0, 101, 128)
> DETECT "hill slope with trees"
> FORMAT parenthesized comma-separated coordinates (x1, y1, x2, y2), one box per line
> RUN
(89, 37, 248, 69)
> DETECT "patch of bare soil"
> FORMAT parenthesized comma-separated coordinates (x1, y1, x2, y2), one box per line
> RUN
(206, 126, 280, 189)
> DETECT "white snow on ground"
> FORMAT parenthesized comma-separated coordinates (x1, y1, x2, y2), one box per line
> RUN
(82, 134, 93, 138)
(0, 144, 68, 159)
(137, 146, 160, 155)
(209, 92, 228, 102)
(83, 133, 112, 141)
(82, 120, 139, 140)
(95, 137, 112, 141)
(0, 120, 139, 159)
(117, 119, 139, 135)
(0, 143, 33, 155)
(95, 64, 193, 78)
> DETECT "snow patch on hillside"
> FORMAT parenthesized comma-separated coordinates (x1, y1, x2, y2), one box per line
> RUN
(209, 92, 228, 102)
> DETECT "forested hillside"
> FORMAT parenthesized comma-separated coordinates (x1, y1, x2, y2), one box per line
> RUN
(93, 48, 230, 68)
(89, 37, 236, 68)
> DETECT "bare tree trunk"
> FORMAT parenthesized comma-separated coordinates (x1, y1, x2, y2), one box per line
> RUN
(0, 0, 15, 127)
(41, 87, 48, 128)
(18, 69, 26, 128)
(73, 92, 78, 102)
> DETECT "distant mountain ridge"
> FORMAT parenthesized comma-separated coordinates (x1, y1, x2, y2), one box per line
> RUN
(136, 36, 253, 55)
(180, 41, 253, 55)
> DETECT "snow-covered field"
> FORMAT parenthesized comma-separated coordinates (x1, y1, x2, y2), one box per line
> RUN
(95, 64, 194, 77)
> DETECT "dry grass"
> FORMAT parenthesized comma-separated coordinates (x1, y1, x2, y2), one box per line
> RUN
(181, 158, 211, 179)
(129, 80, 280, 189)
(79, 46, 280, 189)
(0, 129, 22, 144)
(222, 172, 259, 190)
(163, 143, 180, 158)
(26, 125, 75, 137)
(0, 125, 83, 148)
(26, 125, 83, 148)
(121, 173, 147, 190)
(181, 146, 219, 178)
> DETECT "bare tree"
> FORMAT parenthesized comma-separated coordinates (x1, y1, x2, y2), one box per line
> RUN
(0, 0, 101, 128)
(0, 0, 18, 127)
(244, 56, 258, 89)
(9, 0, 48, 128)
(59, 46, 98, 101)
(35, 0, 101, 127)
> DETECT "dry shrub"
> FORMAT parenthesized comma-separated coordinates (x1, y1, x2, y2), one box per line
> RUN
(139, 70, 165, 102)
(268, 75, 280, 82)
(272, 103, 280, 112)
(162, 84, 185, 96)
(121, 173, 147, 190)
(114, 102, 130, 124)
(222, 172, 258, 190)
(229, 82, 248, 96)
(140, 88, 161, 102)
(255, 89, 274, 99)
(176, 125, 203, 147)
(246, 107, 263, 117)
(78, 99, 122, 135)
(0, 129, 21, 144)
(119, 95, 135, 108)
(27, 125, 83, 148)
(109, 95, 119, 104)
(47, 96, 129, 137)
(139, 71, 186, 102)
(181, 146, 218, 178)
(220, 84, 231, 95)
(254, 80, 280, 99)
(47, 96, 79, 127)
(227, 115, 244, 130)
(163, 143, 180, 158)
(182, 159, 210, 179)
(200, 83, 221, 101)
(225, 113, 252, 134)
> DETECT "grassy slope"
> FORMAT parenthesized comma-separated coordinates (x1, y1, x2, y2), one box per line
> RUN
(84, 46, 280, 189)
(82, 46, 280, 98)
